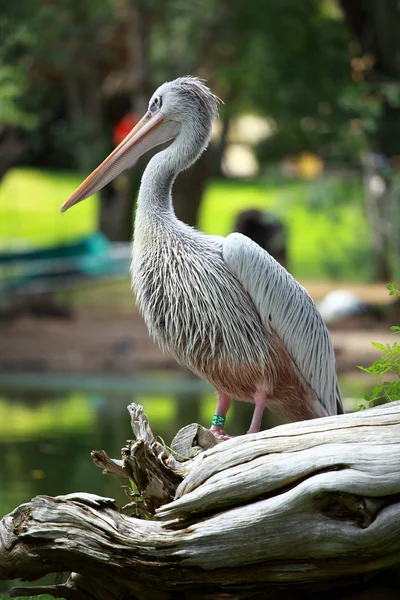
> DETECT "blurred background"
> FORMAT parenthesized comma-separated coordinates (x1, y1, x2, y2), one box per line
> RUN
(1, 1, 400, 588)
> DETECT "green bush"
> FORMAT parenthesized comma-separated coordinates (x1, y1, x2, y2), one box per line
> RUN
(359, 283, 400, 408)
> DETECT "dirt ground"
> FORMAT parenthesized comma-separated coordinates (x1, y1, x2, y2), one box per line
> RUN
(0, 281, 397, 377)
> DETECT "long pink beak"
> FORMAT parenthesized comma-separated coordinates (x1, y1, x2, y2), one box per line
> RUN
(61, 111, 179, 213)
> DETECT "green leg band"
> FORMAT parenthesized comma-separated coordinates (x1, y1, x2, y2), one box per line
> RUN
(211, 414, 226, 427)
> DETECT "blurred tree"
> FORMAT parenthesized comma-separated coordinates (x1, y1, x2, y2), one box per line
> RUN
(242, 1, 353, 164)
(104, 0, 231, 239)
(95, 0, 356, 237)
(0, 67, 33, 181)
(0, 8, 39, 181)
(5, 0, 397, 261)
(2, 0, 121, 170)
(1, 0, 354, 235)
(0, 0, 231, 237)
(340, 0, 400, 280)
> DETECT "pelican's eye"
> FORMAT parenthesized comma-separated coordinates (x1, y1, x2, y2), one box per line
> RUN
(150, 96, 162, 113)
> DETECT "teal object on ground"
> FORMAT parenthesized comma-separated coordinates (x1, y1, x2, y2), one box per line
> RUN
(0, 233, 130, 294)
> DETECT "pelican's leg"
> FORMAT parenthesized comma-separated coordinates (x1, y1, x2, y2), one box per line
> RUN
(247, 389, 267, 434)
(210, 392, 232, 440)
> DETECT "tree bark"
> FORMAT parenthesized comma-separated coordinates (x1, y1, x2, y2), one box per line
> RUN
(0, 127, 26, 183)
(98, 0, 152, 242)
(340, 0, 400, 282)
(2, 402, 400, 600)
(173, 152, 210, 227)
(362, 152, 392, 281)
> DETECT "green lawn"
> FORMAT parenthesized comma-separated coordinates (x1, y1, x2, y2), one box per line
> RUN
(0, 167, 371, 280)
(0, 168, 96, 249)
(200, 177, 371, 280)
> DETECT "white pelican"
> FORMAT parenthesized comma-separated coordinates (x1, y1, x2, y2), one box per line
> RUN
(62, 76, 343, 439)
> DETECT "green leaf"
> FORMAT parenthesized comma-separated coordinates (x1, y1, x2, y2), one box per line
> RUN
(371, 342, 387, 352)
(357, 365, 373, 374)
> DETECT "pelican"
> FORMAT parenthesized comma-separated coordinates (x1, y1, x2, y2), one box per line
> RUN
(62, 76, 343, 439)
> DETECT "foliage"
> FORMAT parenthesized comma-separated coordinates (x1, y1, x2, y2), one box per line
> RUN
(0, 6, 37, 131)
(358, 283, 400, 409)
(388, 281, 400, 298)
(0, 0, 121, 169)
(245, 1, 358, 162)
(2, 0, 399, 260)
(0, 0, 376, 168)
(0, 67, 38, 130)
(123, 478, 155, 520)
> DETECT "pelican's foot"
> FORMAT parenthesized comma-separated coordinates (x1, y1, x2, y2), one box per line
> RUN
(210, 426, 233, 441)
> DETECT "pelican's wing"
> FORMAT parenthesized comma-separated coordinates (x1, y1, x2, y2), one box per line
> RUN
(223, 233, 343, 416)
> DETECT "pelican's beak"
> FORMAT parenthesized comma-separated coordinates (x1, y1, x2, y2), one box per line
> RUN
(61, 111, 180, 213)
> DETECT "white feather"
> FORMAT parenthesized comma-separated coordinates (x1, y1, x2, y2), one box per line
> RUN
(223, 233, 343, 415)
(132, 217, 270, 377)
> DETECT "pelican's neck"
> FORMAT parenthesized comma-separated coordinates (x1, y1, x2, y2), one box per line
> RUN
(136, 120, 211, 222)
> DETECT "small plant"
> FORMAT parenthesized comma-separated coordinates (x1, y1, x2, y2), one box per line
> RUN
(388, 281, 400, 298)
(120, 479, 155, 519)
(358, 283, 400, 409)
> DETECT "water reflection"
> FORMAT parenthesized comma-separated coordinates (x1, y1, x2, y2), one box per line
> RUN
(0, 372, 371, 515)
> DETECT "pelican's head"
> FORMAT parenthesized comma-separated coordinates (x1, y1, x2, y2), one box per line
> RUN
(61, 76, 220, 213)
(153, 76, 220, 129)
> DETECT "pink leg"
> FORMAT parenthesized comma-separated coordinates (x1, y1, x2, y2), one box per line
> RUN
(247, 389, 267, 434)
(210, 392, 232, 440)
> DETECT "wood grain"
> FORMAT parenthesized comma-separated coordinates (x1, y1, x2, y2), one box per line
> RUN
(1, 401, 400, 599)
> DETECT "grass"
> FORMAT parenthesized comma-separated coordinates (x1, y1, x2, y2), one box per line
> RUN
(0, 168, 96, 249)
(0, 167, 371, 281)
(200, 176, 371, 280)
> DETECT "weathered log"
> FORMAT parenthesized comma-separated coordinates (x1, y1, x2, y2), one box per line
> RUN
(1, 401, 400, 599)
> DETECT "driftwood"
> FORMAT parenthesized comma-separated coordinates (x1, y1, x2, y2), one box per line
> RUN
(1, 401, 400, 599)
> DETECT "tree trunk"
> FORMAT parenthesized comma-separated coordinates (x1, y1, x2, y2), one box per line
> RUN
(362, 152, 392, 281)
(373, 101, 400, 281)
(173, 152, 210, 226)
(340, 1, 400, 282)
(2, 401, 400, 600)
(98, 172, 136, 242)
(98, 0, 154, 242)
(0, 127, 26, 183)
(97, 0, 230, 239)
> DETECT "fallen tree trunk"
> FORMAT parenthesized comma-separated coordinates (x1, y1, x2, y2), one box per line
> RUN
(1, 401, 400, 599)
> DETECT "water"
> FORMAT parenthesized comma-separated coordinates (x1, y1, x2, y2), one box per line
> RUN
(0, 371, 370, 595)
(0, 372, 283, 518)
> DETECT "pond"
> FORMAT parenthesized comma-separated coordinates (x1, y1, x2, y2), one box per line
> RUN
(0, 371, 370, 595)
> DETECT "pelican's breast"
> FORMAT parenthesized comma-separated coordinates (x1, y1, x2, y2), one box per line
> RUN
(131, 226, 272, 398)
